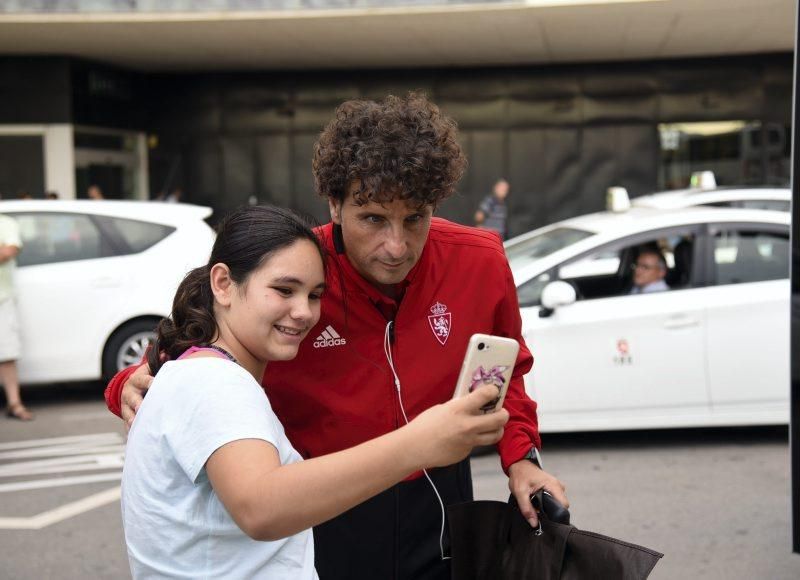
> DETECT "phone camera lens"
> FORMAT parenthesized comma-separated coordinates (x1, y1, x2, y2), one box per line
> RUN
(478, 342, 485, 351)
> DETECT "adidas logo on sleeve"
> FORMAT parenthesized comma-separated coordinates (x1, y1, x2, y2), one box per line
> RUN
(312, 325, 347, 348)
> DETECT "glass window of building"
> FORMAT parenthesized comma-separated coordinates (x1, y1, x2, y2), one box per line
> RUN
(658, 121, 790, 189)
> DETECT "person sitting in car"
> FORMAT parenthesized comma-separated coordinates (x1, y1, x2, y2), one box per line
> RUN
(629, 248, 669, 294)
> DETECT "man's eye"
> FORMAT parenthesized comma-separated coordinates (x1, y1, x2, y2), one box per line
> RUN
(364, 215, 383, 224)
(406, 214, 423, 224)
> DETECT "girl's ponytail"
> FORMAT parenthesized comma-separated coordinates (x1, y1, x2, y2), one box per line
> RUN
(147, 264, 217, 375)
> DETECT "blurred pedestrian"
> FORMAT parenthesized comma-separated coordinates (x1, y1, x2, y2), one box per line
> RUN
(87, 185, 104, 200)
(45, 191, 59, 200)
(0, 214, 32, 421)
(474, 178, 510, 239)
(163, 187, 183, 203)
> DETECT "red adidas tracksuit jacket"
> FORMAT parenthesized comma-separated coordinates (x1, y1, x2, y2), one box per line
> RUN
(105, 218, 540, 580)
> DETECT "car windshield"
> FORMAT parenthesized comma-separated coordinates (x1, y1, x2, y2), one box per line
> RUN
(505, 227, 594, 270)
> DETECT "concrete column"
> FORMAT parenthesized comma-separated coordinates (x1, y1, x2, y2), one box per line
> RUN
(44, 124, 76, 199)
(136, 132, 149, 200)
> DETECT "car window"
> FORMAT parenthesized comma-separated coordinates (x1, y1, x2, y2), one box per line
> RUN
(505, 227, 593, 271)
(705, 200, 790, 212)
(517, 272, 552, 307)
(98, 216, 175, 253)
(562, 230, 696, 301)
(13, 213, 112, 267)
(516, 227, 699, 307)
(712, 229, 789, 285)
(739, 200, 790, 212)
(558, 249, 620, 279)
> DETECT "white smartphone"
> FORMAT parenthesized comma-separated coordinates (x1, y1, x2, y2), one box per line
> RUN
(452, 334, 520, 414)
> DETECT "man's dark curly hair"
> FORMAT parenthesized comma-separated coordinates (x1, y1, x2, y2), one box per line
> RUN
(313, 92, 467, 207)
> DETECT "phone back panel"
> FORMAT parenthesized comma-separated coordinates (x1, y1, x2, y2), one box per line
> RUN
(453, 334, 520, 413)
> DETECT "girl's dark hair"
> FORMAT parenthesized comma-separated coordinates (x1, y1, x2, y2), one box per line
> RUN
(147, 205, 324, 375)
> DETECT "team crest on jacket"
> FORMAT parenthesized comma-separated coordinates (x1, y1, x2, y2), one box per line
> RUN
(427, 302, 451, 346)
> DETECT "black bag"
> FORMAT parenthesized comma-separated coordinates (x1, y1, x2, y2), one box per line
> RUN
(447, 496, 663, 580)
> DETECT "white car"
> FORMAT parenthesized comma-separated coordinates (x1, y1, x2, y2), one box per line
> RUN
(631, 185, 790, 212)
(506, 205, 789, 432)
(0, 200, 215, 384)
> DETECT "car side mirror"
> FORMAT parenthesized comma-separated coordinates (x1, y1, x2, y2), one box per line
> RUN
(539, 281, 577, 318)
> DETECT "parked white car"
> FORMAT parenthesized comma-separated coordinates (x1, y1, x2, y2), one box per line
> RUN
(631, 185, 790, 212)
(506, 205, 789, 432)
(0, 200, 215, 384)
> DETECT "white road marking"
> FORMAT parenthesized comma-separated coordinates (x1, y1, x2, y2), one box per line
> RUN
(0, 486, 121, 530)
(0, 432, 122, 451)
(0, 453, 125, 477)
(0, 472, 123, 494)
(0, 432, 126, 526)
(0, 443, 124, 461)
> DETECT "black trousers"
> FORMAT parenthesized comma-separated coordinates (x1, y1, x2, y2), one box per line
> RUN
(313, 459, 474, 580)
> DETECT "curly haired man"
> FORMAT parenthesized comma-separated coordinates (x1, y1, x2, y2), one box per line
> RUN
(106, 93, 566, 580)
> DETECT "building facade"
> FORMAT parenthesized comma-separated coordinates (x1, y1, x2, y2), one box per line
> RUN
(0, 0, 794, 234)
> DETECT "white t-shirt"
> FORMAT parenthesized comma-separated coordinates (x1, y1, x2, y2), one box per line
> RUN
(121, 357, 317, 580)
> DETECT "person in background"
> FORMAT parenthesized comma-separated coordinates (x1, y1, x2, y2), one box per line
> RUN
(629, 247, 669, 294)
(45, 191, 59, 200)
(106, 93, 566, 580)
(121, 204, 508, 579)
(0, 213, 32, 421)
(474, 178, 510, 240)
(87, 185, 104, 200)
(164, 187, 183, 203)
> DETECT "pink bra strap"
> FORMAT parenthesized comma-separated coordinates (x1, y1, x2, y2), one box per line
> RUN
(177, 346, 231, 361)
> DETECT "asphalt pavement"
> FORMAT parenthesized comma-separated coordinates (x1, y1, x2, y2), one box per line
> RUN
(472, 427, 800, 580)
(1, 384, 798, 579)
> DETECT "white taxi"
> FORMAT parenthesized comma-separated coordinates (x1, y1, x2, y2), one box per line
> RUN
(631, 186, 790, 212)
(0, 200, 215, 385)
(506, 204, 789, 432)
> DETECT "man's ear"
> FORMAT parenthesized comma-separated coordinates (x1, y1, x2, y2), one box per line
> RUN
(209, 263, 234, 306)
(329, 197, 342, 225)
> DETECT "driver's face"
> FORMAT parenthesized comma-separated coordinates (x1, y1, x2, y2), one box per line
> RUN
(633, 253, 665, 287)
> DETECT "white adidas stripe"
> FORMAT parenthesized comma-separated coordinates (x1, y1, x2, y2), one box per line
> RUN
(315, 325, 342, 342)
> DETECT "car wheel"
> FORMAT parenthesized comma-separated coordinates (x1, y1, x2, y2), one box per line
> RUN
(102, 319, 159, 380)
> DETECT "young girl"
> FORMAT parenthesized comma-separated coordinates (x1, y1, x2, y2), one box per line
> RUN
(121, 205, 508, 579)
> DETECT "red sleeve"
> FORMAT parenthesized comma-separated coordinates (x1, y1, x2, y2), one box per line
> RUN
(104, 364, 140, 418)
(495, 259, 540, 473)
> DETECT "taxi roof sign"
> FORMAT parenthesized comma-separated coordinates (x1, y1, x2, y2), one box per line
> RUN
(690, 170, 717, 190)
(606, 186, 630, 213)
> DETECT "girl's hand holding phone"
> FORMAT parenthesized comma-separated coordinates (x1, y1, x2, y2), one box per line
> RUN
(402, 385, 509, 469)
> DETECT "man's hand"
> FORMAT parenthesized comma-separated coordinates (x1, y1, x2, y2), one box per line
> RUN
(121, 364, 154, 431)
(508, 458, 568, 528)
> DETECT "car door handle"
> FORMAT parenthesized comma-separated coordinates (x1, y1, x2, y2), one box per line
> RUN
(663, 315, 699, 329)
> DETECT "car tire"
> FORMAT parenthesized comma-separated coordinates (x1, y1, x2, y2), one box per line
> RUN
(102, 319, 160, 380)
